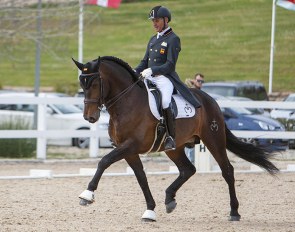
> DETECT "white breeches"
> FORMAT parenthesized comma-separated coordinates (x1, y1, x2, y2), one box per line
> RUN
(146, 75, 173, 109)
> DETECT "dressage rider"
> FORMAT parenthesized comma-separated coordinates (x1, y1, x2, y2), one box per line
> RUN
(135, 6, 201, 151)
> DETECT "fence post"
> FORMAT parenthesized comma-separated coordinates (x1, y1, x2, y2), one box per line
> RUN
(89, 122, 99, 158)
(195, 141, 214, 172)
(36, 103, 47, 159)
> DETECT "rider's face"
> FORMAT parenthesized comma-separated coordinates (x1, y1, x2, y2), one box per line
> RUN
(151, 18, 166, 32)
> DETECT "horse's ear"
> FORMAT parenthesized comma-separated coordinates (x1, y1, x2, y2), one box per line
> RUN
(72, 58, 84, 71)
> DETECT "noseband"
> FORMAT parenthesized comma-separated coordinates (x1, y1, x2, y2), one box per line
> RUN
(79, 71, 142, 110)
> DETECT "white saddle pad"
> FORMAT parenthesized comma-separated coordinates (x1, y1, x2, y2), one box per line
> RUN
(144, 80, 196, 120)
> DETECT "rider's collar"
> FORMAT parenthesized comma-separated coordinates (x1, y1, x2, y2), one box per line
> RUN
(157, 27, 171, 39)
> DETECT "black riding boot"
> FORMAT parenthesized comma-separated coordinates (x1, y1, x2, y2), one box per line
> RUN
(163, 107, 176, 151)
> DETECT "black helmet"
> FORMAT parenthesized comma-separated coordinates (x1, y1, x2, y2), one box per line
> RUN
(148, 6, 171, 22)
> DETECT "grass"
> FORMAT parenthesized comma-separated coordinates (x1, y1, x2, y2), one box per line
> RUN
(0, 119, 36, 158)
(0, 0, 294, 93)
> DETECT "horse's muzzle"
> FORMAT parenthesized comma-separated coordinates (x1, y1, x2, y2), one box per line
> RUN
(84, 116, 97, 123)
(83, 111, 100, 123)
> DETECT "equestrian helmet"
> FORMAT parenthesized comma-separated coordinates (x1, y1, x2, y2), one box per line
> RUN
(148, 6, 171, 22)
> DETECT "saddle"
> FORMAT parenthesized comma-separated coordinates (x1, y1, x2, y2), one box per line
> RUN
(146, 79, 178, 117)
(144, 79, 196, 153)
(144, 79, 195, 120)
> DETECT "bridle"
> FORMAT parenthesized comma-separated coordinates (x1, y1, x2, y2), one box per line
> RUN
(79, 71, 143, 111)
(79, 72, 104, 110)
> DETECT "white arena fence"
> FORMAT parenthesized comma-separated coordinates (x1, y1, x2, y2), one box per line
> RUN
(0, 96, 294, 160)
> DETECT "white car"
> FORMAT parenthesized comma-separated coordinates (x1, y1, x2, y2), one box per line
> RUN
(270, 93, 295, 120)
(0, 92, 112, 148)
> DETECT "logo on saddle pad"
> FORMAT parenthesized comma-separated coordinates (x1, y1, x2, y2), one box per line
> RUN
(144, 80, 196, 120)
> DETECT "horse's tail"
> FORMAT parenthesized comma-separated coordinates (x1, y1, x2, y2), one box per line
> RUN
(225, 125, 279, 175)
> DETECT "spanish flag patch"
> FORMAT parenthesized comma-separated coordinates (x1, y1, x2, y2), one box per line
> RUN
(160, 48, 165, 54)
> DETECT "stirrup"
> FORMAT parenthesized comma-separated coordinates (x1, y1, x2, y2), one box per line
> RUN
(164, 136, 176, 151)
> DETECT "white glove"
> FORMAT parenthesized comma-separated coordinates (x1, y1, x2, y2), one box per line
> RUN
(141, 68, 152, 78)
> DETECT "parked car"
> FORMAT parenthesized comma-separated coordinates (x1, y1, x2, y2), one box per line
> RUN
(226, 96, 269, 116)
(210, 93, 288, 151)
(270, 93, 295, 120)
(0, 92, 112, 148)
(202, 81, 268, 101)
(270, 93, 295, 149)
(74, 88, 84, 110)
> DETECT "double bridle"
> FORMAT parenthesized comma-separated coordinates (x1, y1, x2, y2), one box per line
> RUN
(79, 71, 143, 111)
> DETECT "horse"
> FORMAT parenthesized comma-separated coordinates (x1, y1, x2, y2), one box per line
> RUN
(72, 56, 279, 222)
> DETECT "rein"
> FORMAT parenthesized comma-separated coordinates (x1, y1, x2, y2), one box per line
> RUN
(80, 71, 143, 110)
(105, 78, 142, 109)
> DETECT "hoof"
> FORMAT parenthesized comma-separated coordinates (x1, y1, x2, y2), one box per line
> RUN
(228, 215, 241, 221)
(79, 198, 93, 206)
(165, 200, 177, 213)
(141, 210, 156, 222)
(141, 218, 156, 222)
(79, 190, 94, 206)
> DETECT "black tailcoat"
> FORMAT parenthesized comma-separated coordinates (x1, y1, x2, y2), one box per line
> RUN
(135, 28, 201, 108)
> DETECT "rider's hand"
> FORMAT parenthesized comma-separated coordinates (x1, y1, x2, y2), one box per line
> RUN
(141, 68, 152, 78)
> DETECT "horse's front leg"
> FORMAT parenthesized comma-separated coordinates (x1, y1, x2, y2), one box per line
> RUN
(79, 146, 129, 205)
(125, 155, 156, 222)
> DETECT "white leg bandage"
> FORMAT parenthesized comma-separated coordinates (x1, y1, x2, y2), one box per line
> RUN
(141, 209, 156, 221)
(79, 190, 95, 202)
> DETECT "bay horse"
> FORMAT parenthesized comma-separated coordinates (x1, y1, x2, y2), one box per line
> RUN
(73, 56, 279, 222)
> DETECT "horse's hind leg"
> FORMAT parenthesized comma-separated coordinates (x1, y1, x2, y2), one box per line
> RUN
(164, 147, 196, 213)
(125, 155, 156, 222)
(218, 152, 240, 221)
(203, 138, 241, 221)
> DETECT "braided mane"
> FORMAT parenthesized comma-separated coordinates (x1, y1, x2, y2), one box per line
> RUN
(100, 56, 140, 83)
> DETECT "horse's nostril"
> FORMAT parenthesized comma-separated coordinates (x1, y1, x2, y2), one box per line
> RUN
(83, 114, 96, 123)
(89, 117, 96, 123)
